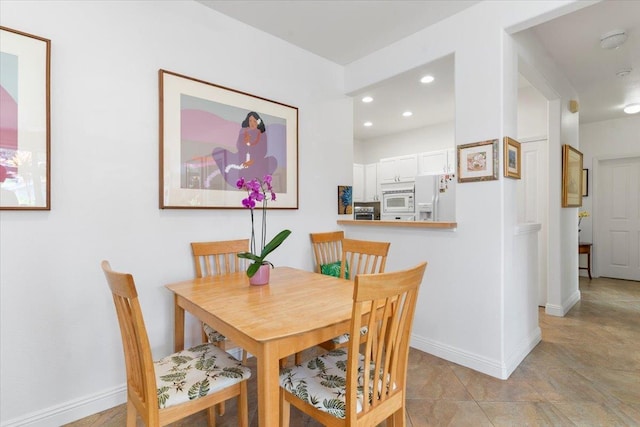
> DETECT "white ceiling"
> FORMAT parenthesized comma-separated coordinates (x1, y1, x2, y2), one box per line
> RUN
(197, 0, 640, 140)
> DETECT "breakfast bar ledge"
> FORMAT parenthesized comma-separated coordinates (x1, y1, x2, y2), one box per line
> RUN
(337, 219, 457, 229)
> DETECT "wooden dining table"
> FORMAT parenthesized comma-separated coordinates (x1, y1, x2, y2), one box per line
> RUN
(165, 266, 356, 427)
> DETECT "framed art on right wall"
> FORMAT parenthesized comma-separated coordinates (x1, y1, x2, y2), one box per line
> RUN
(562, 144, 583, 207)
(503, 136, 521, 179)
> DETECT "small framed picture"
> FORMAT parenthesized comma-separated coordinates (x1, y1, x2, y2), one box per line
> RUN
(582, 168, 589, 197)
(562, 144, 583, 207)
(337, 185, 352, 214)
(457, 139, 499, 183)
(503, 137, 521, 179)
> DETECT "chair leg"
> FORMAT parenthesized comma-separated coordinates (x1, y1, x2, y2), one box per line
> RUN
(242, 349, 248, 364)
(239, 381, 249, 427)
(389, 408, 405, 427)
(279, 357, 288, 369)
(279, 389, 290, 427)
(126, 400, 137, 427)
(218, 401, 226, 416)
(294, 351, 302, 365)
(206, 405, 217, 427)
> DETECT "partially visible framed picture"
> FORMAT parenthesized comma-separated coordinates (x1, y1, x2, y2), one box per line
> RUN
(503, 136, 521, 179)
(0, 27, 51, 210)
(338, 185, 352, 214)
(562, 144, 583, 207)
(457, 139, 498, 183)
(582, 168, 589, 197)
(159, 69, 298, 209)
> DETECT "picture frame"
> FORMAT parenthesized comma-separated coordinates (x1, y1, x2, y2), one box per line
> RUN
(562, 144, 583, 207)
(457, 139, 499, 183)
(159, 69, 298, 209)
(503, 136, 521, 179)
(0, 27, 51, 210)
(582, 168, 589, 197)
(338, 185, 352, 215)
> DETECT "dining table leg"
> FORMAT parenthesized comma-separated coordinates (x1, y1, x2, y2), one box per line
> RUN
(256, 341, 280, 427)
(173, 295, 185, 352)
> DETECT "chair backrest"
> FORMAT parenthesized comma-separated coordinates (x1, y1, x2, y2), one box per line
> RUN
(310, 231, 345, 273)
(101, 260, 157, 424)
(191, 239, 250, 278)
(345, 261, 427, 424)
(340, 238, 390, 279)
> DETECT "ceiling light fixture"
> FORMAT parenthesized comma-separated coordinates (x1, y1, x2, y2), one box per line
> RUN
(600, 29, 627, 49)
(402, 111, 413, 117)
(616, 68, 632, 78)
(420, 75, 434, 84)
(363, 121, 373, 127)
(362, 96, 373, 103)
(623, 103, 640, 114)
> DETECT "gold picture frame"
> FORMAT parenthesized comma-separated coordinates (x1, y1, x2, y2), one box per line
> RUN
(503, 137, 521, 179)
(562, 144, 583, 207)
(457, 139, 498, 183)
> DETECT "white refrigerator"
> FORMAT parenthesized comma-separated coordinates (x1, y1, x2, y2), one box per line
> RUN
(414, 174, 456, 221)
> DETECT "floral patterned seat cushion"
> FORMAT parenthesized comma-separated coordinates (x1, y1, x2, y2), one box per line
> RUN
(202, 323, 226, 343)
(320, 261, 349, 279)
(155, 343, 251, 409)
(280, 349, 393, 419)
(331, 326, 368, 345)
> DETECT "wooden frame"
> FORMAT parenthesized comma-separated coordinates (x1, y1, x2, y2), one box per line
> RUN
(582, 168, 589, 197)
(337, 185, 352, 214)
(562, 144, 583, 207)
(0, 27, 51, 210)
(159, 69, 298, 209)
(457, 139, 498, 183)
(503, 136, 521, 179)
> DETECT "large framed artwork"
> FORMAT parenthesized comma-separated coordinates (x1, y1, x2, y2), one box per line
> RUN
(457, 139, 498, 183)
(0, 27, 51, 210)
(562, 144, 583, 207)
(159, 69, 299, 209)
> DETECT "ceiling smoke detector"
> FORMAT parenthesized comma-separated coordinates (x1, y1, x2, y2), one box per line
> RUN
(600, 29, 627, 49)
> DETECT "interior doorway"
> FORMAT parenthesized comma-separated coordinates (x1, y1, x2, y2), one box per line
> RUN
(595, 155, 640, 281)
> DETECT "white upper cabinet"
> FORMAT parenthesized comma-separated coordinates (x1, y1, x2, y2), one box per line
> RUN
(364, 163, 379, 201)
(378, 154, 418, 183)
(417, 149, 455, 175)
(353, 163, 364, 202)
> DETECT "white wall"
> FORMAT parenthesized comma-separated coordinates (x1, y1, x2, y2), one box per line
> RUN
(0, 1, 351, 425)
(578, 115, 640, 250)
(354, 121, 454, 164)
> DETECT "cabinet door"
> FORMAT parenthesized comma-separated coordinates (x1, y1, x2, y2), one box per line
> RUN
(378, 158, 398, 184)
(418, 150, 448, 175)
(353, 164, 364, 202)
(396, 155, 418, 181)
(364, 163, 378, 201)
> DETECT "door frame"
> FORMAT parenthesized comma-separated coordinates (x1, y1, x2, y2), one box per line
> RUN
(592, 152, 640, 278)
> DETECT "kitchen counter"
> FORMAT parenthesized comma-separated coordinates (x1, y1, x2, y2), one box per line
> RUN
(337, 219, 457, 229)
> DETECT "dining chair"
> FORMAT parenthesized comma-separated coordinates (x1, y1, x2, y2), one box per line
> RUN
(310, 231, 345, 274)
(318, 238, 391, 351)
(191, 239, 249, 364)
(101, 260, 250, 427)
(279, 261, 427, 427)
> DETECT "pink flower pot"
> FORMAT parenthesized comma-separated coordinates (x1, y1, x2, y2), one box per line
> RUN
(249, 264, 270, 286)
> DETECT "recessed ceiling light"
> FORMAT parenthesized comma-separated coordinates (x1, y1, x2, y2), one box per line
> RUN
(420, 75, 434, 84)
(363, 121, 373, 127)
(623, 103, 640, 114)
(362, 96, 373, 103)
(402, 111, 413, 117)
(600, 29, 627, 50)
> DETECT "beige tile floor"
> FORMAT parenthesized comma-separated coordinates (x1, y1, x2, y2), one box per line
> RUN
(66, 276, 640, 426)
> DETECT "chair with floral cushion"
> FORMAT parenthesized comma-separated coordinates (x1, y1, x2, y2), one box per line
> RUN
(280, 262, 427, 426)
(310, 231, 345, 275)
(318, 238, 391, 351)
(191, 240, 249, 364)
(101, 260, 251, 427)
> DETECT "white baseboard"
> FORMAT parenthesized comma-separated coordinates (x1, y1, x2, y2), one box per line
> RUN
(545, 289, 580, 316)
(1, 385, 126, 427)
(410, 327, 541, 380)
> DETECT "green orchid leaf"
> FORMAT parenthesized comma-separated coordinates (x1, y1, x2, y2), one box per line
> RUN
(259, 229, 291, 259)
(237, 252, 261, 262)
